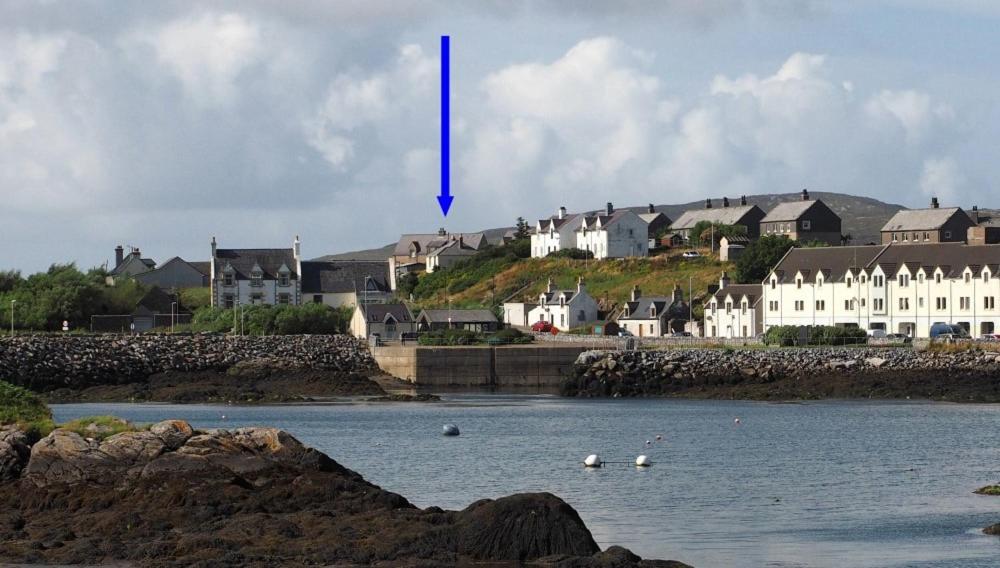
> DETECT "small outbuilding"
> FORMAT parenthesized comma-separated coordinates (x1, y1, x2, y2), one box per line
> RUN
(415, 309, 500, 333)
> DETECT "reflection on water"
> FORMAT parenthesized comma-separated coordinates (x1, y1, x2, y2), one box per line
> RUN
(52, 396, 1000, 568)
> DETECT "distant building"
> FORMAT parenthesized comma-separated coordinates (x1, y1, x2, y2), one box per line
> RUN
(670, 197, 766, 243)
(575, 203, 649, 259)
(426, 235, 480, 273)
(527, 278, 599, 331)
(617, 285, 690, 337)
(415, 309, 500, 332)
(637, 204, 671, 249)
(133, 257, 209, 290)
(502, 302, 537, 328)
(350, 303, 414, 340)
(880, 197, 975, 245)
(760, 189, 843, 246)
(965, 205, 1000, 245)
(106, 246, 156, 285)
(90, 286, 190, 333)
(703, 273, 763, 339)
(719, 235, 750, 262)
(300, 260, 391, 308)
(389, 229, 488, 287)
(210, 236, 303, 308)
(530, 207, 586, 258)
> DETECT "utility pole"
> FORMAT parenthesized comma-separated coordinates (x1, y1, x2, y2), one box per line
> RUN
(688, 276, 693, 330)
(9, 300, 15, 337)
(171, 301, 177, 333)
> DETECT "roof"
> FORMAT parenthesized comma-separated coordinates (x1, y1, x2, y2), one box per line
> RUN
(427, 239, 479, 259)
(577, 210, 637, 231)
(535, 213, 583, 233)
(671, 205, 763, 230)
(110, 254, 156, 276)
(188, 261, 210, 276)
(771, 246, 886, 283)
(416, 309, 498, 324)
(393, 233, 487, 256)
(721, 235, 751, 245)
(359, 303, 413, 323)
(881, 207, 969, 232)
(762, 200, 819, 223)
(712, 284, 763, 304)
(619, 296, 670, 321)
(542, 289, 578, 303)
(215, 248, 297, 279)
(134, 286, 178, 314)
(132, 257, 209, 281)
(300, 261, 389, 294)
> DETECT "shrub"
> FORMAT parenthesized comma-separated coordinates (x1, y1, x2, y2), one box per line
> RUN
(490, 327, 534, 344)
(547, 248, 593, 260)
(764, 325, 867, 346)
(58, 416, 143, 441)
(417, 329, 483, 345)
(0, 380, 54, 435)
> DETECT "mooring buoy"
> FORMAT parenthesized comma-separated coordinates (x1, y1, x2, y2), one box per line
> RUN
(442, 424, 460, 436)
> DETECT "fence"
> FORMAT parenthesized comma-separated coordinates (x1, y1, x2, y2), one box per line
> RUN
(90, 313, 192, 333)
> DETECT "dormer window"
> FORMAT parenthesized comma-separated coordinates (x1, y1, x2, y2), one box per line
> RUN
(650, 306, 657, 317)
(250, 270, 263, 287)
(965, 272, 971, 283)
(223, 273, 234, 287)
(278, 265, 291, 287)
(935, 273, 942, 284)
(847, 277, 853, 288)
(741, 302, 748, 315)
(771, 278, 776, 290)
(796, 278, 802, 289)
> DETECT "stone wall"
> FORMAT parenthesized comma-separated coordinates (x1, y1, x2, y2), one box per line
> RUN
(0, 334, 376, 391)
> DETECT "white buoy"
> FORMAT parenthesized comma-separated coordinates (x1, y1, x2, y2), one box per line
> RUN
(584, 454, 602, 467)
(734, 417, 741, 425)
(655, 435, 663, 441)
(442, 424, 460, 436)
(635, 455, 652, 467)
(645, 440, 652, 446)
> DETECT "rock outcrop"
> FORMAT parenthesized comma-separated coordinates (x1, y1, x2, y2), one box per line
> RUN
(0, 426, 30, 482)
(564, 348, 1000, 401)
(1, 421, 686, 567)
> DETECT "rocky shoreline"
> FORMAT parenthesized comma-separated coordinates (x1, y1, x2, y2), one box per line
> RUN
(1, 335, 381, 403)
(563, 347, 1000, 402)
(0, 420, 687, 567)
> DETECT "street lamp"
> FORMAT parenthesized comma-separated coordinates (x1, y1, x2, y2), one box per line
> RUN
(9, 299, 15, 337)
(170, 302, 177, 333)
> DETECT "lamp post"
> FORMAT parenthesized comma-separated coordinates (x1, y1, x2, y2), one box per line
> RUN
(9, 300, 15, 337)
(170, 302, 177, 333)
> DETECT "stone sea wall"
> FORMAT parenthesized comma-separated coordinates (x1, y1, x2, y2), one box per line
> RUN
(564, 347, 1000, 400)
(0, 334, 377, 391)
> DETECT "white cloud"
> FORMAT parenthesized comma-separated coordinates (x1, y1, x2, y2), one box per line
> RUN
(865, 89, 953, 145)
(919, 157, 963, 200)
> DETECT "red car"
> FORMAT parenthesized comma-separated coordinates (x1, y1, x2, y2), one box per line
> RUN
(531, 321, 553, 332)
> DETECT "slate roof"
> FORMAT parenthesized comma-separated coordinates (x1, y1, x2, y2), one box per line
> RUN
(134, 286, 178, 314)
(215, 249, 297, 279)
(426, 239, 478, 259)
(393, 233, 487, 256)
(188, 261, 210, 276)
(881, 207, 969, 232)
(110, 254, 156, 276)
(771, 246, 886, 283)
(762, 200, 818, 223)
(577, 211, 642, 231)
(671, 205, 764, 230)
(638, 212, 671, 224)
(416, 309, 498, 324)
(620, 296, 670, 320)
(711, 284, 763, 304)
(541, 289, 578, 303)
(300, 261, 389, 294)
(359, 303, 413, 323)
(535, 213, 583, 233)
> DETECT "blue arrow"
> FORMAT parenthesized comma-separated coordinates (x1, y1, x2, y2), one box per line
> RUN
(438, 35, 453, 216)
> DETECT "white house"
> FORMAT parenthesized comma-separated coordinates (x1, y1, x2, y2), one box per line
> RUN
(502, 302, 537, 328)
(531, 207, 585, 258)
(762, 242, 1000, 338)
(300, 260, 391, 308)
(703, 273, 763, 338)
(350, 303, 415, 340)
(527, 278, 600, 331)
(618, 285, 690, 337)
(575, 203, 649, 259)
(210, 237, 303, 308)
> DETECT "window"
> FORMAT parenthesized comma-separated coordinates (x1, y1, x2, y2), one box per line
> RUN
(278, 293, 291, 305)
(985, 297, 996, 310)
(861, 275, 867, 284)
(844, 300, 851, 310)
(892, 232, 898, 241)
(711, 302, 717, 314)
(560, 314, 565, 326)
(847, 277, 853, 288)
(578, 310, 586, 322)
(902, 233, 908, 242)
(899, 298, 909, 310)
(223, 294, 235, 309)
(771, 279, 777, 290)
(741, 302, 748, 315)
(873, 298, 884, 311)
(944, 231, 952, 239)
(960, 297, 971, 310)
(769, 301, 779, 312)
(385, 321, 396, 333)
(223, 273, 234, 287)
(923, 232, 930, 241)
(918, 297, 924, 308)
(279, 274, 290, 287)
(817, 278, 823, 288)
(873, 275, 884, 287)
(802, 220, 811, 231)
(918, 274, 924, 283)
(796, 278, 802, 289)
(964, 273, 971, 283)
(898, 274, 909, 287)
(794, 300, 805, 311)
(313, 295, 323, 304)
(648, 324, 654, 335)
(861, 298, 867, 308)
(935, 273, 942, 284)
(725, 302, 732, 314)
(816, 300, 825, 311)
(936, 297, 947, 310)
(250, 271, 263, 287)
(250, 292, 263, 305)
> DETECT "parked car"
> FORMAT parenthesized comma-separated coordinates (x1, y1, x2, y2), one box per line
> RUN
(531, 321, 553, 333)
(929, 322, 970, 339)
(980, 333, 1000, 342)
(885, 333, 912, 343)
(670, 331, 693, 337)
(681, 250, 701, 258)
(869, 329, 887, 339)
(617, 329, 634, 337)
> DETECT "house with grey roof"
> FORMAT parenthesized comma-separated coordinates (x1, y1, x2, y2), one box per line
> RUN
(300, 260, 391, 308)
(415, 309, 499, 332)
(210, 236, 303, 308)
(133, 257, 209, 290)
(530, 206, 586, 258)
(880, 197, 975, 245)
(388, 228, 488, 288)
(350, 303, 414, 340)
(425, 235, 480, 273)
(761, 189, 843, 246)
(704, 273, 763, 339)
(575, 203, 649, 259)
(105, 245, 156, 285)
(638, 204, 671, 249)
(670, 197, 766, 243)
(618, 284, 690, 337)
(527, 277, 599, 331)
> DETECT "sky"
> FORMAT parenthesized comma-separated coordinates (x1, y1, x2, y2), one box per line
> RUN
(3, 0, 1000, 273)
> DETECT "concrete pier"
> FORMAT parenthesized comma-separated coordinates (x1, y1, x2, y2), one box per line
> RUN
(370, 344, 590, 388)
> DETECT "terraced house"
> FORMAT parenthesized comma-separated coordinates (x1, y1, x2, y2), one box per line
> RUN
(210, 236, 303, 308)
(575, 203, 649, 259)
(762, 242, 1000, 338)
(704, 273, 764, 338)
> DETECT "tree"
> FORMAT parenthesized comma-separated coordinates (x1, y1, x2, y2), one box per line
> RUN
(515, 217, 531, 240)
(690, 222, 747, 247)
(734, 235, 797, 284)
(397, 272, 419, 298)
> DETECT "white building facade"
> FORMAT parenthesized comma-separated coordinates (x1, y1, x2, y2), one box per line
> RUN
(527, 278, 600, 331)
(575, 204, 649, 259)
(531, 207, 584, 258)
(762, 243, 1000, 338)
(704, 275, 763, 338)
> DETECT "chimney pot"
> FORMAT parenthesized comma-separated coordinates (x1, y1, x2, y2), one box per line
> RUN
(705, 198, 712, 209)
(606, 202, 613, 216)
(720, 271, 731, 289)
(802, 188, 810, 201)
(723, 197, 730, 208)
(741, 195, 747, 206)
(631, 285, 641, 302)
(438, 227, 447, 236)
(931, 197, 939, 209)
(648, 203, 655, 214)
(114, 245, 124, 268)
(558, 206, 567, 220)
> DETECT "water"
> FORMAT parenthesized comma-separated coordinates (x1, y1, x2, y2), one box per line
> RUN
(52, 396, 1000, 567)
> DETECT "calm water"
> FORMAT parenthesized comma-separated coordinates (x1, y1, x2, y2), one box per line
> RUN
(52, 396, 1000, 567)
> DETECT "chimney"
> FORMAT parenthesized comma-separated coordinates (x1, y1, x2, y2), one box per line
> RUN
(706, 198, 713, 209)
(577, 276, 585, 294)
(931, 197, 939, 209)
(630, 284, 641, 302)
(741, 195, 747, 206)
(438, 227, 447, 236)
(971, 205, 980, 224)
(546, 278, 554, 293)
(114, 245, 124, 268)
(723, 197, 730, 208)
(458, 235, 464, 247)
(647, 203, 655, 214)
(672, 284, 684, 304)
(719, 271, 731, 290)
(211, 236, 217, 258)
(802, 188, 810, 201)
(294, 235, 302, 277)
(606, 202, 614, 216)
(558, 206, 567, 220)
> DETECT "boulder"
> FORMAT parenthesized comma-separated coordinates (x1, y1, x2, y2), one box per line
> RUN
(0, 427, 31, 482)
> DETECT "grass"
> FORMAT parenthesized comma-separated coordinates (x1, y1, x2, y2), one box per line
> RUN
(975, 485, 1000, 496)
(415, 249, 732, 311)
(58, 416, 144, 441)
(925, 341, 1000, 354)
(0, 380, 54, 436)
